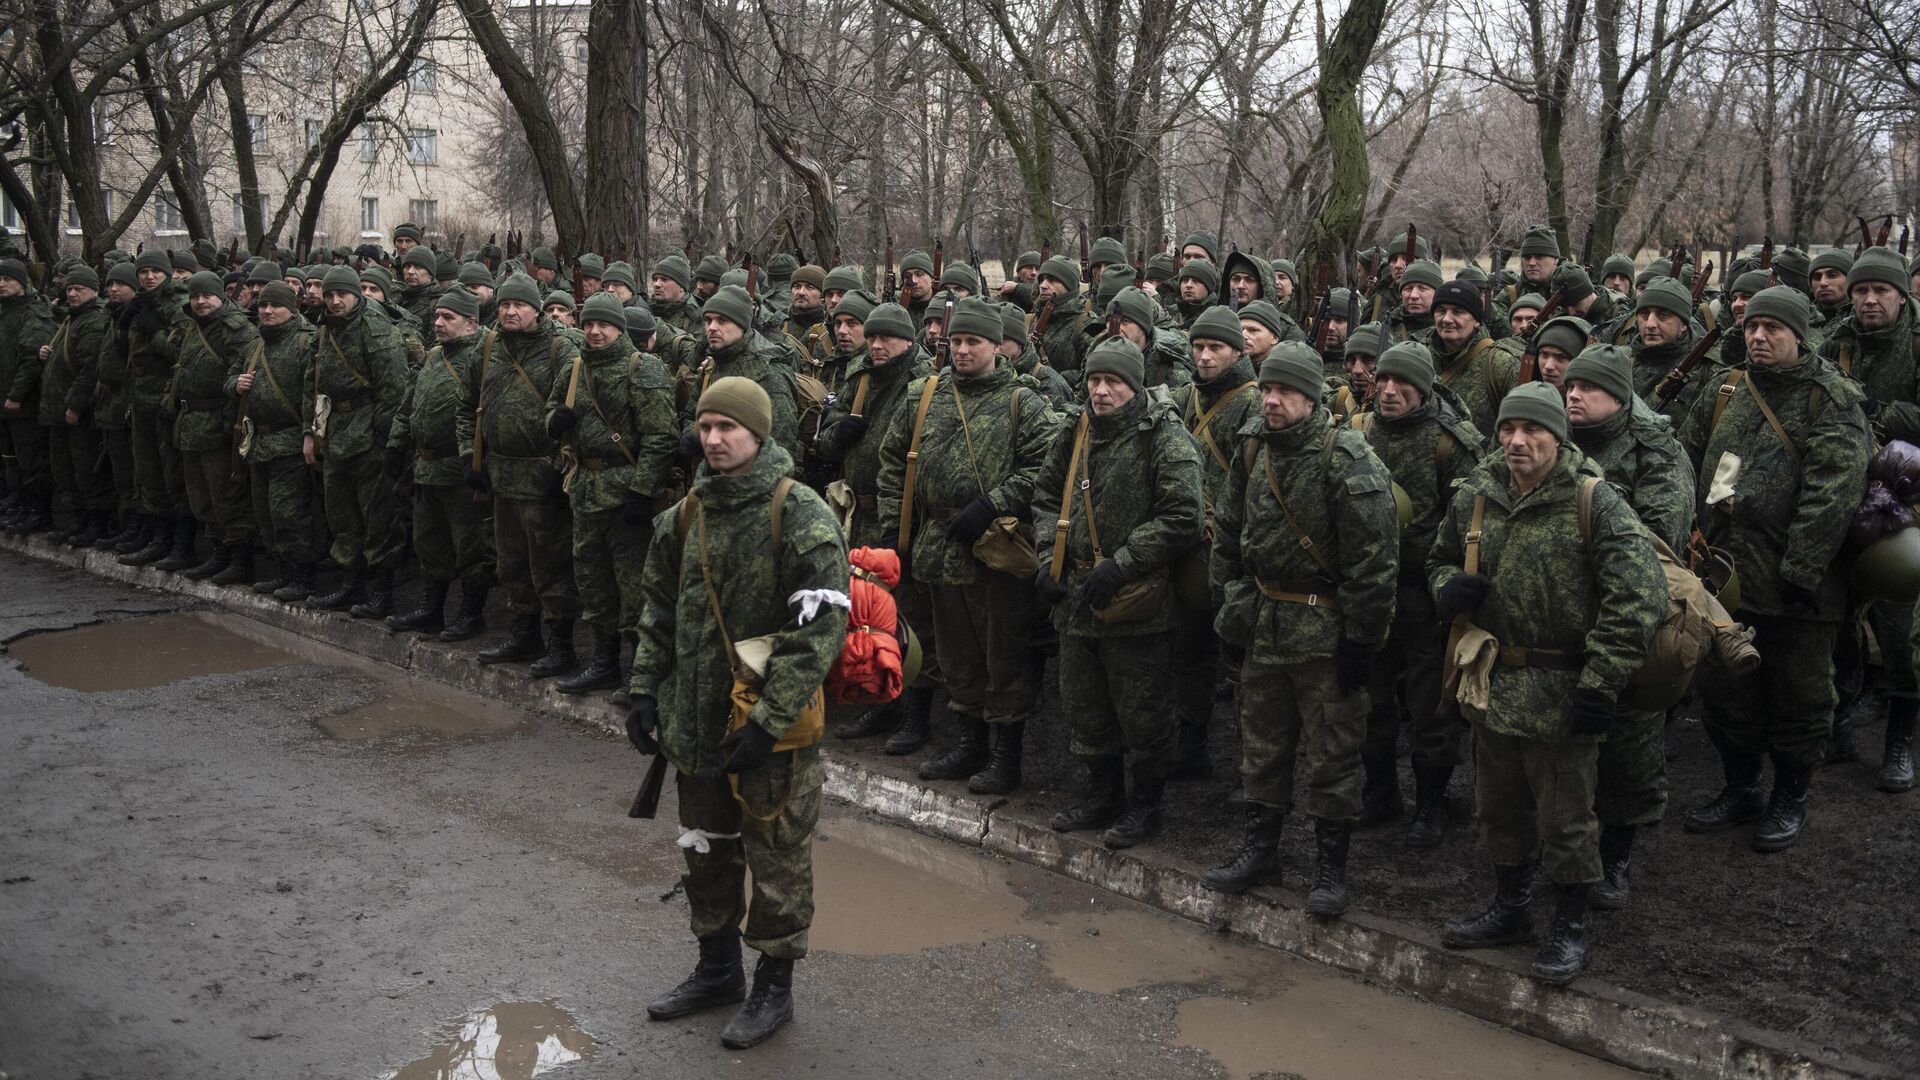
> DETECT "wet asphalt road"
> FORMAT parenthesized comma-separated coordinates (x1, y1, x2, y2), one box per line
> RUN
(0, 555, 1639, 1080)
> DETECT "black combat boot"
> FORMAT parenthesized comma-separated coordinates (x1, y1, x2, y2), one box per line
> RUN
(479, 612, 543, 663)
(918, 716, 989, 781)
(210, 542, 254, 586)
(528, 618, 578, 678)
(719, 954, 795, 1050)
(1404, 762, 1454, 850)
(1590, 824, 1636, 910)
(883, 687, 933, 755)
(440, 578, 491, 641)
(1049, 756, 1126, 832)
(253, 562, 291, 595)
(109, 514, 149, 553)
(349, 568, 396, 619)
(181, 539, 228, 581)
(1305, 819, 1353, 917)
(1529, 883, 1592, 985)
(153, 517, 200, 571)
(12, 492, 52, 535)
(1880, 697, 1916, 794)
(1201, 804, 1286, 893)
(1682, 746, 1767, 832)
(557, 629, 621, 694)
(646, 929, 746, 1021)
(968, 719, 1024, 794)
(1825, 699, 1861, 765)
(308, 569, 366, 611)
(1751, 756, 1811, 853)
(273, 564, 319, 603)
(833, 697, 900, 739)
(65, 510, 108, 548)
(1102, 767, 1164, 849)
(1441, 862, 1537, 949)
(1358, 752, 1403, 826)
(387, 580, 450, 634)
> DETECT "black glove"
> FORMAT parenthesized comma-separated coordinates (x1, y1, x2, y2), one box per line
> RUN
(1779, 580, 1820, 614)
(1033, 563, 1069, 603)
(677, 428, 703, 467)
(625, 696, 659, 755)
(1861, 397, 1881, 419)
(464, 465, 489, 492)
(131, 299, 163, 335)
(1437, 572, 1492, 622)
(1334, 636, 1375, 696)
(1567, 687, 1620, 735)
(1080, 559, 1127, 612)
(721, 721, 778, 774)
(384, 447, 406, 479)
(546, 404, 578, 439)
(832, 413, 869, 449)
(544, 469, 567, 504)
(622, 493, 652, 526)
(947, 496, 997, 545)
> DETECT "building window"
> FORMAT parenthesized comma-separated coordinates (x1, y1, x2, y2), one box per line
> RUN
(67, 192, 110, 232)
(361, 197, 379, 233)
(305, 119, 323, 149)
(247, 113, 268, 154)
(359, 125, 377, 162)
(408, 199, 438, 233)
(575, 36, 589, 74)
(408, 58, 436, 93)
(156, 193, 183, 232)
(231, 193, 266, 234)
(93, 103, 114, 145)
(1, 191, 18, 232)
(405, 128, 436, 164)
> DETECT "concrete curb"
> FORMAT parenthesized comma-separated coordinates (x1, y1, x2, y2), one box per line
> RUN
(1, 532, 1896, 1080)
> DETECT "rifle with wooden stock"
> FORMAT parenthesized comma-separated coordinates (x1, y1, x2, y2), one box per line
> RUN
(1653, 326, 1724, 408)
(1514, 288, 1567, 384)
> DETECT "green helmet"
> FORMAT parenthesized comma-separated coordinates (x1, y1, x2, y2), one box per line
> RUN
(1852, 528, 1920, 603)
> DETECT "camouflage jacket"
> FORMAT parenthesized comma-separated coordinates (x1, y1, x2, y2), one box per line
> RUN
(816, 346, 862, 403)
(782, 307, 832, 366)
(630, 442, 849, 778)
(1351, 392, 1484, 624)
(687, 333, 801, 460)
(1028, 293, 1090, 378)
(230, 317, 315, 464)
(1678, 353, 1871, 620)
(93, 301, 133, 429)
(1626, 325, 1710, 424)
(547, 340, 679, 512)
(1423, 326, 1520, 436)
(1212, 407, 1399, 661)
(396, 283, 445, 327)
(1168, 357, 1260, 512)
(389, 330, 483, 486)
(1387, 309, 1433, 345)
(0, 289, 55, 409)
(649, 294, 702, 337)
(1427, 447, 1666, 739)
(877, 363, 1056, 586)
(1568, 403, 1696, 552)
(171, 304, 260, 452)
(1820, 305, 1919, 445)
(1006, 348, 1073, 410)
(41, 298, 110, 424)
(816, 343, 934, 546)
(473, 319, 576, 500)
(1032, 390, 1204, 637)
(307, 301, 408, 460)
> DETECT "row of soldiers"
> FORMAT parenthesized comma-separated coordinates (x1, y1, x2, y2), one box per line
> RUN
(3, 220, 1915, 993)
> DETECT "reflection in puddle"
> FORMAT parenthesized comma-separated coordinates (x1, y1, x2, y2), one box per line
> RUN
(5, 612, 298, 690)
(388, 1001, 593, 1080)
(318, 684, 526, 743)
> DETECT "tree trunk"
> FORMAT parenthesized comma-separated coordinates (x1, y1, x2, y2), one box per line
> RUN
(1302, 0, 1389, 278)
(585, 0, 650, 260)
(219, 63, 266, 251)
(455, 0, 587, 255)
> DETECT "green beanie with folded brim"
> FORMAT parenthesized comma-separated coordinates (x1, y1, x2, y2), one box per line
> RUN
(1015, 251, 1043, 271)
(246, 261, 283, 285)
(1511, 293, 1547, 315)
(1039, 255, 1081, 293)
(1256, 342, 1324, 400)
(186, 270, 225, 297)
(580, 291, 628, 330)
(1388, 232, 1431, 263)
(1084, 337, 1146, 393)
(1564, 343, 1635, 409)
(765, 253, 798, 279)
(792, 264, 828, 290)
(899, 249, 935, 278)
(1518, 225, 1561, 259)
(1534, 315, 1593, 362)
(1181, 230, 1220, 263)
(435, 286, 481, 321)
(1730, 269, 1772, 297)
(652, 254, 694, 292)
(624, 306, 656, 338)
(1144, 253, 1175, 280)
(529, 247, 559, 272)
(256, 282, 298, 310)
(833, 290, 878, 327)
(1634, 277, 1693, 319)
(1190, 305, 1247, 350)
(64, 266, 100, 291)
(1270, 258, 1298, 285)
(392, 223, 423, 242)
(360, 266, 394, 292)
(1496, 381, 1569, 442)
(544, 290, 576, 313)
(1375, 341, 1436, 400)
(321, 266, 362, 294)
(1549, 265, 1595, 308)
(823, 265, 866, 294)
(697, 375, 773, 443)
(402, 247, 438, 273)
(948, 297, 1003, 342)
(496, 272, 543, 309)
(693, 255, 728, 284)
(1848, 247, 1910, 298)
(1809, 248, 1855, 278)
(601, 262, 639, 292)
(105, 263, 139, 289)
(999, 305, 1029, 344)
(1601, 255, 1637, 283)
(1088, 237, 1128, 267)
(576, 253, 606, 277)
(1178, 258, 1219, 293)
(1745, 285, 1811, 341)
(701, 284, 754, 331)
(940, 262, 981, 295)
(457, 262, 493, 288)
(1239, 300, 1286, 339)
(1094, 265, 1138, 311)
(170, 250, 197, 273)
(863, 302, 915, 342)
(1399, 260, 1444, 290)
(135, 250, 172, 274)
(1345, 322, 1385, 358)
(1108, 286, 1155, 334)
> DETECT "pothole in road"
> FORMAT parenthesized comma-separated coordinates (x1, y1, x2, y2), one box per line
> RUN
(318, 682, 528, 744)
(4, 611, 301, 690)
(386, 1001, 594, 1079)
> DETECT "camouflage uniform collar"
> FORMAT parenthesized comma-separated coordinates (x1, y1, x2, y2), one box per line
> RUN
(691, 442, 797, 505)
(1746, 351, 1819, 386)
(581, 338, 629, 365)
(952, 362, 1014, 392)
(500, 316, 554, 347)
(1242, 404, 1330, 447)
(1374, 393, 1437, 431)
(1633, 328, 1691, 368)
(65, 297, 102, 318)
(260, 318, 304, 343)
(1569, 401, 1633, 449)
(1431, 324, 1485, 361)
(1088, 389, 1151, 440)
(1844, 301, 1912, 347)
(1481, 444, 1594, 509)
(1198, 357, 1256, 399)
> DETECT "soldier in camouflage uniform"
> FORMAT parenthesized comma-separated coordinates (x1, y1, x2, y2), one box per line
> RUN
(1171, 259, 1217, 330)
(1201, 342, 1398, 919)
(1564, 344, 1696, 907)
(878, 297, 1056, 792)
(1679, 286, 1870, 852)
(1599, 255, 1637, 302)
(1346, 342, 1483, 847)
(544, 290, 577, 329)
(468, 272, 582, 678)
(38, 266, 114, 545)
(169, 272, 261, 583)
(1594, 277, 1703, 423)
(1387, 260, 1442, 344)
(1422, 280, 1520, 436)
(897, 249, 936, 331)
(396, 247, 444, 326)
(1527, 314, 1590, 392)
(649, 255, 703, 337)
(120, 252, 197, 567)
(230, 283, 323, 601)
(1489, 225, 1563, 333)
(821, 265, 864, 316)
(688, 286, 801, 462)
(628, 377, 848, 1051)
(1035, 337, 1204, 847)
(782, 265, 831, 366)
(1028, 256, 1089, 381)
(1809, 248, 1854, 328)
(303, 266, 409, 616)
(691, 255, 727, 304)
(92, 262, 141, 547)
(1104, 286, 1193, 389)
(995, 305, 1073, 410)
(1428, 381, 1665, 986)
(545, 292, 679, 694)
(385, 287, 494, 638)
(816, 290, 874, 403)
(0, 258, 56, 534)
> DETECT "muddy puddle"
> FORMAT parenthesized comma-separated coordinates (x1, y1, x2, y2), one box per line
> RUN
(4, 611, 300, 690)
(387, 1000, 593, 1079)
(318, 681, 527, 743)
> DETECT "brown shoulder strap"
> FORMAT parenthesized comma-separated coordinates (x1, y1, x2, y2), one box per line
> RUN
(770, 476, 794, 549)
(1716, 368, 1802, 464)
(1051, 412, 1091, 582)
(1263, 444, 1339, 580)
(1189, 382, 1249, 474)
(849, 372, 870, 416)
(1465, 494, 1487, 575)
(1577, 476, 1599, 544)
(564, 352, 584, 408)
(896, 375, 941, 550)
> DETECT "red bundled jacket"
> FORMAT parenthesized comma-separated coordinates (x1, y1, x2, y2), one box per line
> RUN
(827, 547, 906, 705)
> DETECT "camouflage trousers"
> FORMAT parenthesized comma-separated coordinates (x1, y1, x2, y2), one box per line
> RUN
(1237, 654, 1367, 823)
(322, 447, 404, 573)
(413, 481, 493, 585)
(249, 455, 323, 566)
(1866, 599, 1916, 697)
(1364, 617, 1462, 767)
(101, 426, 136, 520)
(130, 404, 186, 515)
(493, 494, 578, 619)
(1169, 601, 1220, 752)
(181, 448, 253, 543)
(1473, 727, 1602, 886)
(47, 420, 113, 514)
(929, 574, 1033, 725)
(1594, 706, 1668, 827)
(1699, 614, 1836, 770)
(571, 503, 648, 636)
(675, 747, 822, 960)
(1058, 631, 1176, 776)
(4, 415, 48, 497)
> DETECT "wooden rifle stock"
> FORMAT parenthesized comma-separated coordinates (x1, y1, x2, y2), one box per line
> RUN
(1653, 326, 1724, 407)
(627, 754, 669, 819)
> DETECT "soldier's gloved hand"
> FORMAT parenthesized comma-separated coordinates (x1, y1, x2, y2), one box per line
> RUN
(622, 493, 652, 526)
(1033, 563, 1069, 603)
(1080, 559, 1126, 612)
(384, 447, 406, 479)
(464, 465, 489, 492)
(831, 414, 868, 448)
(1436, 572, 1492, 622)
(677, 428, 703, 469)
(1567, 687, 1620, 735)
(1334, 637, 1375, 696)
(947, 496, 997, 544)
(625, 695, 659, 755)
(721, 721, 778, 774)
(1779, 580, 1820, 614)
(546, 404, 579, 439)
(131, 299, 163, 335)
